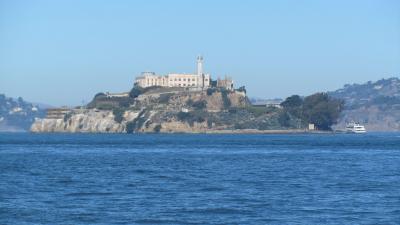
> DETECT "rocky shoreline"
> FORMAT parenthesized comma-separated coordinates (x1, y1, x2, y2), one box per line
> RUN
(30, 86, 343, 134)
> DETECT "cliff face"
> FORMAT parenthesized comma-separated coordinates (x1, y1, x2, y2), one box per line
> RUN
(31, 89, 251, 133)
(31, 110, 127, 133)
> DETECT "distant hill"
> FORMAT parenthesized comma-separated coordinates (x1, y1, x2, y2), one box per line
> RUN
(0, 94, 46, 131)
(249, 97, 283, 106)
(329, 77, 400, 131)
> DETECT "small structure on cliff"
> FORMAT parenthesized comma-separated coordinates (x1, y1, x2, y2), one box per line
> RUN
(217, 76, 234, 90)
(45, 107, 71, 119)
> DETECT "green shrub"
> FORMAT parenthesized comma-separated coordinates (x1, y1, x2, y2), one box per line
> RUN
(153, 124, 162, 133)
(118, 97, 132, 108)
(186, 99, 194, 106)
(207, 88, 216, 96)
(186, 99, 207, 110)
(94, 92, 106, 98)
(177, 111, 190, 121)
(220, 89, 231, 109)
(192, 100, 207, 110)
(278, 111, 291, 127)
(177, 111, 206, 127)
(158, 93, 173, 104)
(228, 107, 237, 113)
(234, 123, 246, 129)
(236, 86, 246, 94)
(129, 86, 143, 98)
(126, 121, 135, 133)
(112, 108, 125, 123)
(96, 103, 115, 110)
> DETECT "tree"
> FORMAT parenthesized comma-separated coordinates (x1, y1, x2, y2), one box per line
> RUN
(302, 93, 343, 130)
(129, 86, 143, 98)
(278, 111, 291, 127)
(206, 88, 216, 96)
(192, 100, 207, 110)
(281, 95, 303, 108)
(17, 97, 24, 104)
(94, 92, 106, 98)
(236, 86, 246, 94)
(281, 95, 303, 119)
(279, 93, 343, 130)
(153, 124, 162, 133)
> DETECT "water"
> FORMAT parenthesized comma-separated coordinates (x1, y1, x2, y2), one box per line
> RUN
(0, 133, 399, 224)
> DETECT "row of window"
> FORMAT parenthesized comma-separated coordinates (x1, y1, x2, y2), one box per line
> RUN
(177, 83, 196, 87)
(145, 81, 199, 86)
(171, 78, 196, 82)
(147, 80, 165, 85)
(146, 78, 209, 82)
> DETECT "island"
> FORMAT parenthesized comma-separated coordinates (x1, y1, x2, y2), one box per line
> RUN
(31, 56, 343, 133)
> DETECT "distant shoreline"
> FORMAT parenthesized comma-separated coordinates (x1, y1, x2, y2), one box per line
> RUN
(4, 130, 400, 134)
(203, 129, 332, 134)
(23, 129, 334, 134)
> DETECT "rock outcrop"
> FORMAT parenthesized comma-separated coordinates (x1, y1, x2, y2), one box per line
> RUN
(31, 89, 251, 133)
(31, 109, 127, 133)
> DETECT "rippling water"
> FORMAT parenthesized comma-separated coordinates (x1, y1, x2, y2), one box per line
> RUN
(0, 133, 399, 224)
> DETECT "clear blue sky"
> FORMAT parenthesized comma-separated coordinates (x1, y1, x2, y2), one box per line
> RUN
(1, 0, 399, 106)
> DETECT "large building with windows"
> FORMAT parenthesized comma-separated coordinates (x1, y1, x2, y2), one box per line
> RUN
(134, 56, 211, 89)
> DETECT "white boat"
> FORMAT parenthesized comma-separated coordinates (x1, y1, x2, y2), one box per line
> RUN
(346, 122, 366, 133)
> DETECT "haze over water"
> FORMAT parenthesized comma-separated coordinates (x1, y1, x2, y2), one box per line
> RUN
(1, 133, 399, 224)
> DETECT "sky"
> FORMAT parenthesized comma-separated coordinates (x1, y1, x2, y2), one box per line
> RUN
(0, 0, 399, 106)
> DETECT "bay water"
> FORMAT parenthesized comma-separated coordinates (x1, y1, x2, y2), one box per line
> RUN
(1, 133, 399, 224)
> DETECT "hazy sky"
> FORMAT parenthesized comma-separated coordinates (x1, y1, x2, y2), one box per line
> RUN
(1, 0, 399, 106)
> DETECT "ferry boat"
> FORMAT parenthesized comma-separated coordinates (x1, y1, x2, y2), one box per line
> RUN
(345, 122, 366, 133)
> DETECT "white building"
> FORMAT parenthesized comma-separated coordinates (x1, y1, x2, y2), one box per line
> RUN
(135, 56, 211, 89)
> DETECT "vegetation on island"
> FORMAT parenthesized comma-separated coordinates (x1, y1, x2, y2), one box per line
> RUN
(31, 77, 400, 133)
(279, 93, 344, 130)
(112, 108, 125, 123)
(84, 83, 343, 133)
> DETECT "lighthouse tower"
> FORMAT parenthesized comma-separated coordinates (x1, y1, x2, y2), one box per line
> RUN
(197, 55, 203, 76)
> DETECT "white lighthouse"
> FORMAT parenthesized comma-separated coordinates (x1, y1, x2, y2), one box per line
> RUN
(197, 55, 203, 76)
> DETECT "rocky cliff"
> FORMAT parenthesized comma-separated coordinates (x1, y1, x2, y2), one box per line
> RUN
(31, 88, 254, 133)
(31, 110, 126, 133)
